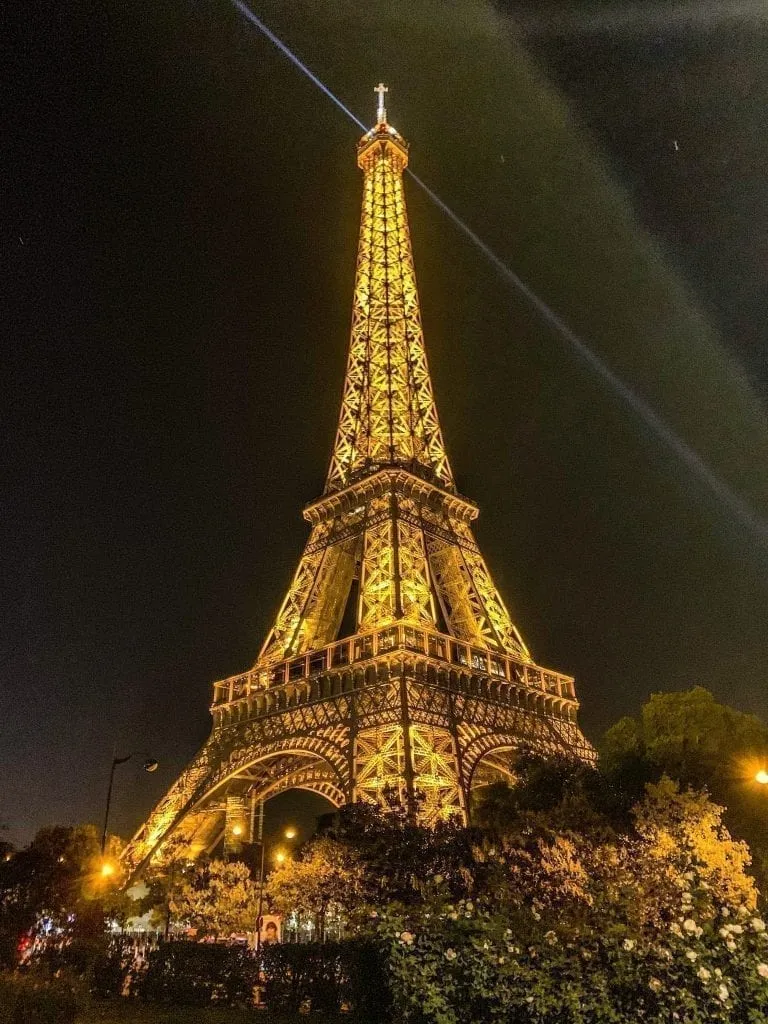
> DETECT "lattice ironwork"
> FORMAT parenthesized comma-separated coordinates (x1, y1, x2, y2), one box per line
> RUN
(123, 90, 593, 879)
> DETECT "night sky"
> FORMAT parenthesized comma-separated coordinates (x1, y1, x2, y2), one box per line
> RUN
(4, 0, 768, 848)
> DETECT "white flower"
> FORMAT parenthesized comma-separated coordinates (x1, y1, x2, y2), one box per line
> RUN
(482, 941, 490, 950)
(719, 927, 730, 939)
(684, 871, 695, 881)
(738, 906, 749, 918)
(544, 931, 557, 945)
(444, 948, 457, 961)
(714, 969, 722, 979)
(581, 949, 593, 960)
(498, 956, 506, 965)
(726, 939, 737, 952)
(717, 983, 729, 1002)
(465, 901, 474, 911)
(649, 978, 663, 993)
(686, 950, 697, 962)
(433, 874, 443, 885)
(752, 918, 766, 933)
(504, 928, 513, 938)
(757, 963, 768, 979)
(448, 912, 458, 921)
(531, 909, 541, 921)
(730, 924, 744, 935)
(623, 938, 635, 951)
(697, 967, 711, 982)
(507, 945, 520, 954)
(682, 918, 697, 933)
(721, 907, 730, 918)
(525, 996, 534, 1004)
(670, 922, 682, 937)
(682, 892, 693, 905)
(399, 931, 414, 946)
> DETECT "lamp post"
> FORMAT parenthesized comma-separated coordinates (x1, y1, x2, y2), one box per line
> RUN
(101, 750, 158, 860)
(255, 817, 297, 953)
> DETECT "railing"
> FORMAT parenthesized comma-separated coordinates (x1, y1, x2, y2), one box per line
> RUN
(211, 623, 576, 707)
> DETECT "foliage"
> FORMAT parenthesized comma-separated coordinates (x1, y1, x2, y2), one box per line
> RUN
(264, 837, 364, 935)
(138, 941, 257, 1006)
(260, 939, 390, 1020)
(601, 687, 768, 893)
(0, 972, 84, 1024)
(379, 780, 768, 1023)
(134, 837, 199, 934)
(170, 860, 258, 937)
(0, 825, 126, 968)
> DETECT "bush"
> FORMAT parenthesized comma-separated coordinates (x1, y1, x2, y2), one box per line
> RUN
(0, 974, 83, 1024)
(260, 940, 390, 1020)
(138, 942, 257, 1006)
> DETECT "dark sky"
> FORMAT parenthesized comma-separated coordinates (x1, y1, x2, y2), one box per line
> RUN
(4, 0, 768, 847)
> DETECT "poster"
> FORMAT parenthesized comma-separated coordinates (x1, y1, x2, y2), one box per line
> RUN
(257, 914, 282, 945)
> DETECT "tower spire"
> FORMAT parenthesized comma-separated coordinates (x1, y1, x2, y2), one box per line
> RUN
(326, 87, 454, 494)
(374, 81, 388, 124)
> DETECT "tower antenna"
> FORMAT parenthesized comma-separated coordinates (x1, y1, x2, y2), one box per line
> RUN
(374, 82, 388, 124)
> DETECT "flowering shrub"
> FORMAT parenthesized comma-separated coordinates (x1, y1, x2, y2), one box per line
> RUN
(382, 898, 768, 1023)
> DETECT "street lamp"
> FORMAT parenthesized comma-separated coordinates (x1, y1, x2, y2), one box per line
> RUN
(255, 821, 298, 953)
(756, 770, 768, 786)
(101, 750, 159, 859)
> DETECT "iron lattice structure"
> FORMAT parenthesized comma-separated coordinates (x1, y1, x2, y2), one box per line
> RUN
(124, 90, 593, 875)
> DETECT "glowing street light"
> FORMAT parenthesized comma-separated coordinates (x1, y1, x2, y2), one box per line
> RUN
(274, 849, 287, 865)
(284, 827, 297, 840)
(232, 824, 243, 837)
(101, 861, 115, 878)
(756, 770, 768, 785)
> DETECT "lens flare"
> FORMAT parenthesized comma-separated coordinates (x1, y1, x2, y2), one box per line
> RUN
(228, 0, 768, 550)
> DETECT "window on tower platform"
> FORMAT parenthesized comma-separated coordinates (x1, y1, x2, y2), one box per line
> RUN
(354, 635, 374, 661)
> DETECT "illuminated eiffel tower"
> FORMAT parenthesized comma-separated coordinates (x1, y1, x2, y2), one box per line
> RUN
(124, 85, 592, 874)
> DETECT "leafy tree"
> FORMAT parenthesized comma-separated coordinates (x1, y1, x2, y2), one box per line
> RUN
(171, 859, 258, 937)
(0, 824, 125, 965)
(265, 836, 364, 938)
(601, 687, 768, 892)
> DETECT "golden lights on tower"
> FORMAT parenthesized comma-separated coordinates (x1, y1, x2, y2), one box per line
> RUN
(122, 85, 592, 880)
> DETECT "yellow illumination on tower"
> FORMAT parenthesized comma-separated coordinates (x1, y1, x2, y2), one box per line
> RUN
(121, 85, 593, 881)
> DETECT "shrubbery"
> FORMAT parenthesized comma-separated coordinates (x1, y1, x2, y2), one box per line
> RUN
(138, 941, 257, 1006)
(0, 973, 83, 1024)
(261, 939, 390, 1019)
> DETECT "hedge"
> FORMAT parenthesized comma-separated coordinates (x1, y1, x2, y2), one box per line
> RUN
(0, 974, 83, 1024)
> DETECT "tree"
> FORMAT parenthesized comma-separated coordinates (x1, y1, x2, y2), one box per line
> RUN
(0, 824, 126, 965)
(171, 859, 258, 937)
(265, 837, 364, 938)
(601, 687, 768, 893)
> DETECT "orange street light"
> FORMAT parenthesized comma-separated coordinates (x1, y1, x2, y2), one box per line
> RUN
(101, 861, 115, 878)
(232, 824, 243, 836)
(756, 770, 768, 785)
(284, 827, 297, 840)
(274, 849, 287, 865)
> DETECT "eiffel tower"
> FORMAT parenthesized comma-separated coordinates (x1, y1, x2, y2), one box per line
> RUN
(124, 85, 592, 875)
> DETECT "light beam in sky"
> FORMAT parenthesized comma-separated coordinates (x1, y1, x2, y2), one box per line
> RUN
(227, 0, 768, 550)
